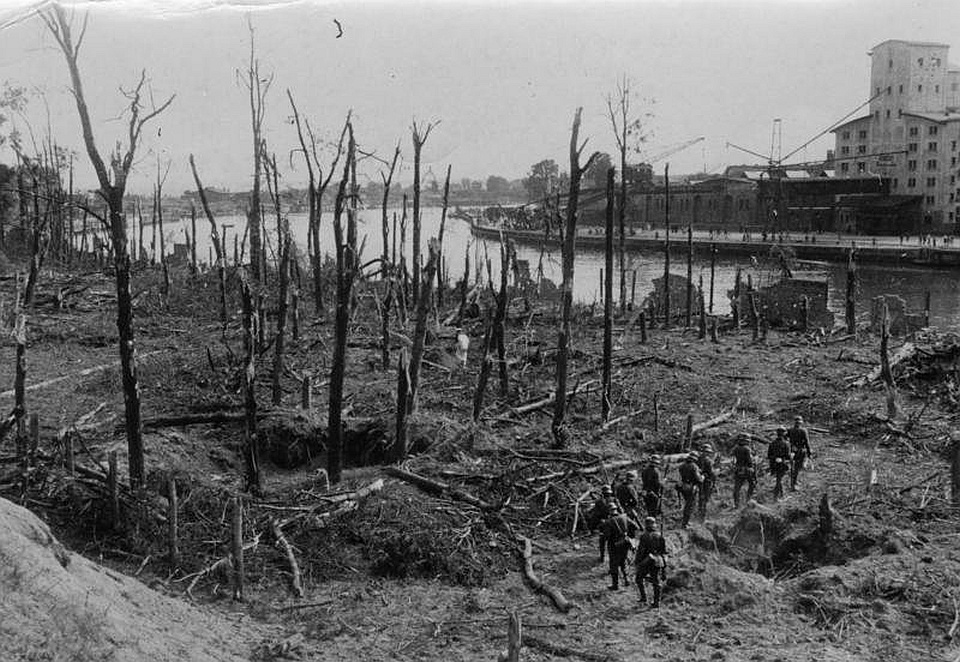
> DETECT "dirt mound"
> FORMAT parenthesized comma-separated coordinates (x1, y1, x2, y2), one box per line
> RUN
(0, 496, 274, 661)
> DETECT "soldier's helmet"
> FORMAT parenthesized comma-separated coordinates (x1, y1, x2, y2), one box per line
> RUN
(794, 415, 804, 423)
(777, 426, 787, 435)
(737, 433, 749, 444)
(644, 516, 657, 530)
(601, 485, 613, 496)
(648, 454, 662, 466)
(686, 451, 699, 461)
(626, 470, 639, 480)
(698, 442, 714, 453)
(609, 501, 622, 514)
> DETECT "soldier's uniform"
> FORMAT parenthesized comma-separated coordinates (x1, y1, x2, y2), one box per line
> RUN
(767, 427, 792, 500)
(787, 416, 813, 491)
(732, 436, 756, 508)
(615, 470, 641, 522)
(601, 505, 637, 590)
(593, 486, 619, 558)
(676, 453, 703, 528)
(635, 516, 667, 607)
(696, 443, 716, 521)
(640, 456, 663, 518)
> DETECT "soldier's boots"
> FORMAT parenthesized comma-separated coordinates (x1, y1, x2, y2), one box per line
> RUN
(651, 583, 661, 608)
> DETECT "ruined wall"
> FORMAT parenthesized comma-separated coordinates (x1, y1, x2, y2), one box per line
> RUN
(869, 294, 927, 336)
(736, 278, 833, 330)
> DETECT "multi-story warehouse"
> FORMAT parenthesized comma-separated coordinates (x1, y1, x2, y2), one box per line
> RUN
(833, 40, 960, 232)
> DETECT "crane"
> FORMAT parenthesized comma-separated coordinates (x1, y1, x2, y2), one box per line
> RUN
(645, 136, 706, 165)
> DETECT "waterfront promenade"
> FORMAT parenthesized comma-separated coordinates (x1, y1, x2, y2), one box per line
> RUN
(469, 223, 960, 267)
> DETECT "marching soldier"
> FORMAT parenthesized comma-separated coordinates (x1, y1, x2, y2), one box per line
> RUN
(787, 415, 813, 491)
(600, 502, 637, 590)
(676, 452, 703, 528)
(641, 455, 663, 518)
(695, 442, 716, 520)
(635, 516, 667, 608)
(732, 435, 757, 508)
(615, 470, 641, 522)
(767, 427, 792, 499)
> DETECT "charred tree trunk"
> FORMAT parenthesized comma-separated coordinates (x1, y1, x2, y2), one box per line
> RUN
(327, 125, 356, 485)
(436, 165, 452, 308)
(663, 165, 671, 328)
(380, 143, 401, 280)
(552, 108, 597, 448)
(189, 155, 228, 329)
(472, 308, 495, 422)
(494, 239, 513, 398)
(602, 168, 615, 422)
(685, 225, 693, 327)
(410, 122, 436, 309)
(394, 349, 410, 461)
(406, 240, 440, 418)
(271, 234, 291, 406)
(709, 243, 716, 314)
(239, 274, 261, 495)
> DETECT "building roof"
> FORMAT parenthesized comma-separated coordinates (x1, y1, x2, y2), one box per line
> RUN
(869, 39, 950, 52)
(830, 115, 872, 132)
(901, 110, 960, 123)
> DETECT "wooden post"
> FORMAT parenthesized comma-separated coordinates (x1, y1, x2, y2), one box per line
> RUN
(818, 492, 833, 537)
(190, 205, 198, 273)
(845, 249, 856, 335)
(710, 316, 719, 343)
(684, 413, 693, 450)
(506, 610, 522, 662)
(750, 292, 760, 341)
(924, 291, 931, 327)
(800, 295, 809, 332)
(232, 496, 244, 601)
(685, 225, 693, 327)
(630, 269, 637, 310)
(653, 393, 660, 433)
(698, 275, 706, 340)
(732, 267, 741, 330)
(168, 472, 179, 568)
(709, 243, 716, 314)
(301, 375, 311, 410)
(602, 168, 615, 422)
(880, 301, 898, 418)
(639, 311, 647, 344)
(64, 432, 75, 475)
(108, 451, 120, 529)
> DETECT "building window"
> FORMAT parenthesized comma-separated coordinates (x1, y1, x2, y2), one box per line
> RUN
(889, 58, 893, 69)
(927, 195, 936, 204)
(952, 140, 957, 151)
(858, 130, 868, 139)
(900, 84, 904, 94)
(953, 157, 957, 167)
(858, 162, 866, 173)
(874, 111, 880, 120)
(840, 162, 849, 173)
(909, 143, 918, 152)
(929, 142, 938, 152)
(898, 109, 903, 118)
(908, 177, 916, 187)
(893, 178, 899, 188)
(930, 126, 939, 135)
(927, 159, 938, 170)
(934, 57, 942, 67)
(909, 126, 919, 136)
(919, 58, 924, 66)
(840, 146, 850, 155)
(919, 84, 923, 92)
(857, 145, 867, 154)
(886, 110, 891, 118)
(841, 130, 850, 140)
(935, 84, 940, 94)
(887, 86, 892, 95)
(908, 160, 917, 171)
(927, 177, 937, 187)
(876, 86, 880, 96)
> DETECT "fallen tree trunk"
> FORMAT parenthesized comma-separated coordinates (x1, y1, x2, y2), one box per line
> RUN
(853, 342, 915, 388)
(270, 518, 304, 599)
(383, 466, 496, 510)
(518, 536, 572, 613)
(513, 380, 599, 416)
(690, 397, 741, 438)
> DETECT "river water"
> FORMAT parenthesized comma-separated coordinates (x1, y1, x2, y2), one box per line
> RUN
(148, 206, 960, 329)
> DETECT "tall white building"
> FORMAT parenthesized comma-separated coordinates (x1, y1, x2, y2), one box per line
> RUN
(833, 40, 960, 231)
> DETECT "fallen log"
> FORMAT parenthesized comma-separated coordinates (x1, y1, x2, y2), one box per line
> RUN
(525, 458, 640, 484)
(518, 536, 572, 613)
(690, 397, 741, 438)
(510, 380, 599, 417)
(183, 533, 261, 597)
(853, 342, 915, 388)
(141, 411, 245, 428)
(383, 467, 496, 510)
(270, 518, 304, 599)
(523, 634, 621, 661)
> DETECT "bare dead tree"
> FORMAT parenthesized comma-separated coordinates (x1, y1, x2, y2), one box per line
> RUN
(287, 90, 349, 315)
(327, 120, 357, 485)
(602, 167, 615, 421)
(263, 151, 291, 406)
(494, 237, 514, 398)
(42, 6, 174, 489)
(410, 119, 437, 308)
(379, 142, 401, 279)
(155, 156, 171, 299)
(238, 270, 261, 495)
(188, 155, 228, 329)
(552, 108, 599, 449)
(436, 164, 452, 306)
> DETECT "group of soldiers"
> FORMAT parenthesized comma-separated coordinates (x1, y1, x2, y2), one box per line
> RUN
(587, 416, 813, 604)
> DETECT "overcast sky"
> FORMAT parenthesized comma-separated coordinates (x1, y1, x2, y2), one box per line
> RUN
(2, 0, 960, 196)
